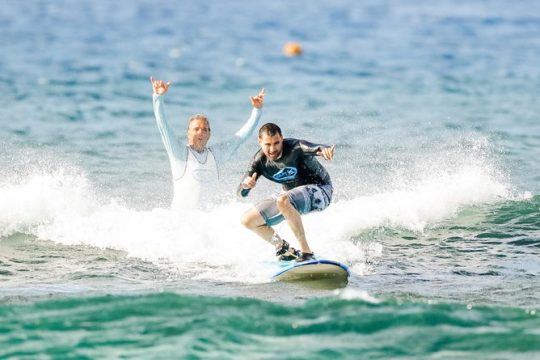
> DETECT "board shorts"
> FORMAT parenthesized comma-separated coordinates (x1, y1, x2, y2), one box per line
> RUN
(256, 184, 333, 226)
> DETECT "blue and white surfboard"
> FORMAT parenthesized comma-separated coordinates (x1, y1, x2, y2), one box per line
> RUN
(273, 258, 350, 282)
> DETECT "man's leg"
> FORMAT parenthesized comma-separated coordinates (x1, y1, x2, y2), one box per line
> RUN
(240, 208, 275, 242)
(276, 194, 312, 254)
(241, 205, 297, 258)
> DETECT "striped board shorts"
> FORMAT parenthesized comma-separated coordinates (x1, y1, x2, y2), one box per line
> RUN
(256, 184, 333, 226)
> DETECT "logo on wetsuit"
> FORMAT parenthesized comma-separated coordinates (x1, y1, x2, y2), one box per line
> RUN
(272, 167, 297, 182)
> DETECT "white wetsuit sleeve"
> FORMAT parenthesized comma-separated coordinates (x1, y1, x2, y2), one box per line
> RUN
(152, 94, 187, 179)
(212, 107, 262, 164)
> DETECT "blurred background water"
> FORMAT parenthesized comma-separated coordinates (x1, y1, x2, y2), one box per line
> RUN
(1, 0, 539, 358)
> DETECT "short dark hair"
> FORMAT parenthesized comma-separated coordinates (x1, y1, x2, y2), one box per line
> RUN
(258, 123, 282, 138)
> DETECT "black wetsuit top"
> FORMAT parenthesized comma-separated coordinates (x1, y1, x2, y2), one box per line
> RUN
(238, 138, 332, 197)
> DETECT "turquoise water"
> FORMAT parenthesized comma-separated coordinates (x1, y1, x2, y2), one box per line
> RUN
(1, 293, 539, 359)
(1, 0, 540, 358)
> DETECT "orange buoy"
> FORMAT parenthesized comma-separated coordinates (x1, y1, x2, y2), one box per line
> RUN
(283, 42, 303, 57)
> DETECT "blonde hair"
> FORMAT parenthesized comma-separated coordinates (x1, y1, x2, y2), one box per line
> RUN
(188, 114, 210, 130)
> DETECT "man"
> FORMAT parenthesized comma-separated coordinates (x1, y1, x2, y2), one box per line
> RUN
(150, 77, 265, 210)
(238, 123, 336, 262)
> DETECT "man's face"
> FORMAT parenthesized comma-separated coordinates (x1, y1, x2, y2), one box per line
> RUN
(258, 133, 283, 160)
(187, 119, 210, 150)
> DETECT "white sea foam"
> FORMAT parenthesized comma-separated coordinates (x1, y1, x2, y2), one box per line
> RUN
(0, 170, 96, 238)
(0, 155, 511, 283)
(335, 288, 381, 303)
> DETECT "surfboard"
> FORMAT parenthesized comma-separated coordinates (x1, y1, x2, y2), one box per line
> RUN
(273, 258, 350, 282)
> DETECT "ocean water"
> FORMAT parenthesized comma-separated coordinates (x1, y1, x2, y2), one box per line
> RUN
(1, 0, 539, 358)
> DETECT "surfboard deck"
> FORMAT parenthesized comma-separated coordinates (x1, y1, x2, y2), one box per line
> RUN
(273, 258, 350, 282)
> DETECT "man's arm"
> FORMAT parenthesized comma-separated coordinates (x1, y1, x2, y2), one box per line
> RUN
(298, 140, 336, 160)
(237, 160, 260, 198)
(150, 77, 187, 178)
(213, 89, 265, 164)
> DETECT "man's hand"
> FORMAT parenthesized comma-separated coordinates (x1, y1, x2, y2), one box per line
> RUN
(242, 172, 258, 189)
(150, 76, 171, 95)
(317, 145, 336, 160)
(250, 88, 265, 109)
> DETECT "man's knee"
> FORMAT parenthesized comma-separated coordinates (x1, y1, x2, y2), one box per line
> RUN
(241, 209, 263, 229)
(240, 212, 252, 228)
(276, 194, 290, 211)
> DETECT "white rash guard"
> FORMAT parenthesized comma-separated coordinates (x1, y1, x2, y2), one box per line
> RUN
(152, 93, 262, 210)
